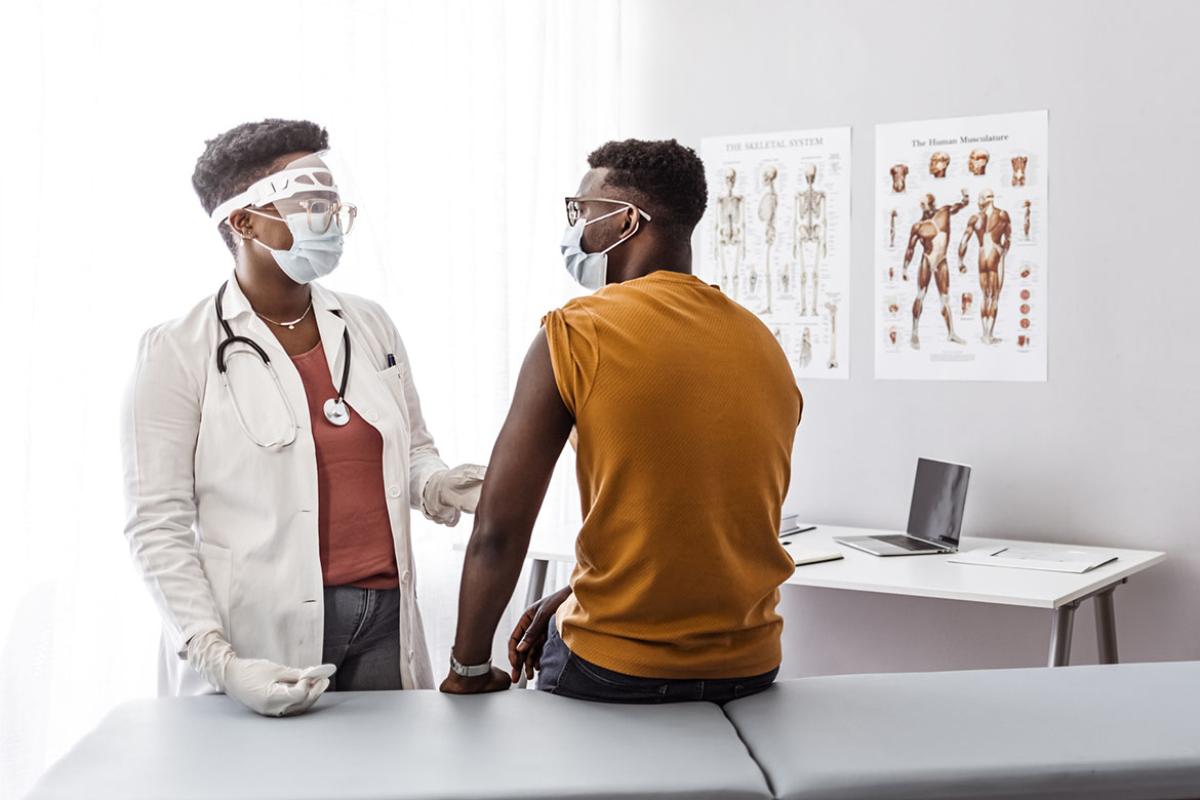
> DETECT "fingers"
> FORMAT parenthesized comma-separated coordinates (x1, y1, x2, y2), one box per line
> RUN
(275, 666, 305, 683)
(264, 678, 313, 717)
(509, 608, 535, 674)
(298, 663, 337, 682)
(286, 678, 330, 716)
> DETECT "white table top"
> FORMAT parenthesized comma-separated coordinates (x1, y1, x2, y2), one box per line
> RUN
(461, 524, 1165, 610)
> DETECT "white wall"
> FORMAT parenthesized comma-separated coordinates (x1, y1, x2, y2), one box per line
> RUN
(619, 0, 1200, 675)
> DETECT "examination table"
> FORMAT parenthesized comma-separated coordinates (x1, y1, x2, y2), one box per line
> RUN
(27, 660, 1200, 800)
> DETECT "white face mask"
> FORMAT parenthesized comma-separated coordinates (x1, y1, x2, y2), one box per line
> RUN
(250, 210, 344, 284)
(560, 205, 644, 291)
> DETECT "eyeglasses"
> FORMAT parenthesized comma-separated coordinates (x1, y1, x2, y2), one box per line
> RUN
(564, 197, 652, 227)
(299, 198, 357, 235)
(249, 199, 358, 235)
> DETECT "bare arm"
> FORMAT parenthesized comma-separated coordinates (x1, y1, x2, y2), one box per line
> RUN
(958, 215, 978, 270)
(902, 225, 921, 278)
(440, 330, 574, 693)
(950, 188, 971, 214)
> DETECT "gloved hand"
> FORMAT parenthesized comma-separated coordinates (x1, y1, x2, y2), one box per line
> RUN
(187, 630, 335, 717)
(422, 463, 487, 526)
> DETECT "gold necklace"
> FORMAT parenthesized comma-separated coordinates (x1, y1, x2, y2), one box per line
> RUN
(256, 302, 313, 331)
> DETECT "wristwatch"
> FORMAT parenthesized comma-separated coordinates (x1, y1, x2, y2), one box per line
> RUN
(450, 649, 493, 678)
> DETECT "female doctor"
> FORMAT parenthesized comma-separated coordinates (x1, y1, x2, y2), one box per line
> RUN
(121, 119, 484, 716)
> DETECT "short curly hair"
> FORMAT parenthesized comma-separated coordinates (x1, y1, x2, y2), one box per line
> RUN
(587, 139, 707, 240)
(192, 119, 330, 254)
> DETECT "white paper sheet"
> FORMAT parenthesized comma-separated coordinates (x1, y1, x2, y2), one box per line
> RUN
(874, 110, 1048, 381)
(700, 127, 852, 379)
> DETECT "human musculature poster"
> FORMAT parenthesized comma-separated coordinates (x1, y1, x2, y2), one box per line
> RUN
(700, 126, 852, 379)
(874, 110, 1048, 381)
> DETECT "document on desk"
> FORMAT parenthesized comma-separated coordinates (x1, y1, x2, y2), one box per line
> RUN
(949, 546, 1118, 574)
(783, 543, 843, 566)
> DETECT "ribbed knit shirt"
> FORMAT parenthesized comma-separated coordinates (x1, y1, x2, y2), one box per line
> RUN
(543, 270, 802, 679)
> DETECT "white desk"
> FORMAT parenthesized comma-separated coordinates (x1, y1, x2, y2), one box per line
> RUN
(488, 524, 1165, 668)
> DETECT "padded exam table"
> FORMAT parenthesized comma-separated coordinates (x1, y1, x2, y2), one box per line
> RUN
(28, 661, 1200, 800)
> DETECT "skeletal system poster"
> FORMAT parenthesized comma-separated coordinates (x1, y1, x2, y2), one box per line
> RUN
(874, 110, 1047, 381)
(700, 127, 851, 379)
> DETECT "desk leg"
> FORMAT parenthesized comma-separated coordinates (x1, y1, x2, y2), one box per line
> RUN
(516, 559, 550, 689)
(1048, 601, 1078, 667)
(1094, 586, 1119, 665)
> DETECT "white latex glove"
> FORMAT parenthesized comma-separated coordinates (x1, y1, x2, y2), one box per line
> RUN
(421, 463, 487, 526)
(187, 630, 335, 717)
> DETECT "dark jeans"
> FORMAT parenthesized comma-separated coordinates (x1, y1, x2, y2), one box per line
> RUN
(536, 616, 778, 704)
(321, 586, 402, 691)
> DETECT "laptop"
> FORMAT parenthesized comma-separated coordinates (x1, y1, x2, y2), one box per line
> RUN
(835, 458, 971, 556)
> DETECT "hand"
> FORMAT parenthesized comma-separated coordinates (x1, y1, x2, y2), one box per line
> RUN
(439, 666, 512, 695)
(225, 658, 332, 717)
(187, 630, 334, 717)
(508, 587, 572, 682)
(422, 464, 487, 526)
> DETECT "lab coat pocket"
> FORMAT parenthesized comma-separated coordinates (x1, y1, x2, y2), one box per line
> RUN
(376, 364, 411, 429)
(198, 541, 232, 635)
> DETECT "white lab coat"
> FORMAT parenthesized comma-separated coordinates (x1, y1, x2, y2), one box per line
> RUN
(121, 273, 444, 696)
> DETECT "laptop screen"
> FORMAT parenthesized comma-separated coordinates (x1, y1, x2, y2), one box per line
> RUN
(906, 458, 971, 546)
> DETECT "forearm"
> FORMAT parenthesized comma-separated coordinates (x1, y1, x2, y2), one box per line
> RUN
(452, 521, 533, 664)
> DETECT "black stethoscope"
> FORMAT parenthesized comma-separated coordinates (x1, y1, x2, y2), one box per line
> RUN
(215, 281, 352, 448)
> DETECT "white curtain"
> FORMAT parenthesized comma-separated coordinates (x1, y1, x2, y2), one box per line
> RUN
(0, 1, 619, 794)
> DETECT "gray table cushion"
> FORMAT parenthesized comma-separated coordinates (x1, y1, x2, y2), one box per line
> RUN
(723, 661, 1200, 800)
(27, 688, 771, 800)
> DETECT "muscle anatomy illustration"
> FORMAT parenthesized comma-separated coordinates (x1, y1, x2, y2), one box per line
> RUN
(958, 189, 1012, 345)
(793, 163, 827, 316)
(1011, 155, 1027, 187)
(929, 151, 950, 178)
(902, 189, 971, 349)
(715, 167, 746, 300)
(890, 163, 909, 193)
(1023, 200, 1031, 239)
(968, 149, 990, 176)
(889, 208, 898, 248)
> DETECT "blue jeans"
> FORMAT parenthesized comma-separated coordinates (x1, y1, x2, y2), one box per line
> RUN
(536, 616, 778, 704)
(321, 586, 402, 691)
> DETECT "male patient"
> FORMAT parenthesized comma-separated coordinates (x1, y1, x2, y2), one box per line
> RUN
(439, 139, 802, 703)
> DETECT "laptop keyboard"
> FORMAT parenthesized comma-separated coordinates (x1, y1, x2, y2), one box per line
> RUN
(875, 535, 937, 550)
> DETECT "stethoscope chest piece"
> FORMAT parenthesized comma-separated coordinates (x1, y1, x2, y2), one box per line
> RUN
(324, 398, 351, 427)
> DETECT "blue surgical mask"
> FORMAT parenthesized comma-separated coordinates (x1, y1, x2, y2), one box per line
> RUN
(251, 210, 344, 285)
(559, 205, 644, 291)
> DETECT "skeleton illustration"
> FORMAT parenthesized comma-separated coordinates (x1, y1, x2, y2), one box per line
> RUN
(929, 151, 950, 178)
(958, 189, 1012, 345)
(968, 149, 990, 176)
(755, 165, 779, 312)
(824, 299, 839, 369)
(903, 189, 971, 350)
(792, 163, 827, 316)
(889, 163, 909, 193)
(714, 167, 746, 299)
(798, 328, 812, 368)
(1011, 155, 1027, 187)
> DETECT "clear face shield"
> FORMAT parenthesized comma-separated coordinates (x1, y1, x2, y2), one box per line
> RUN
(211, 150, 357, 236)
